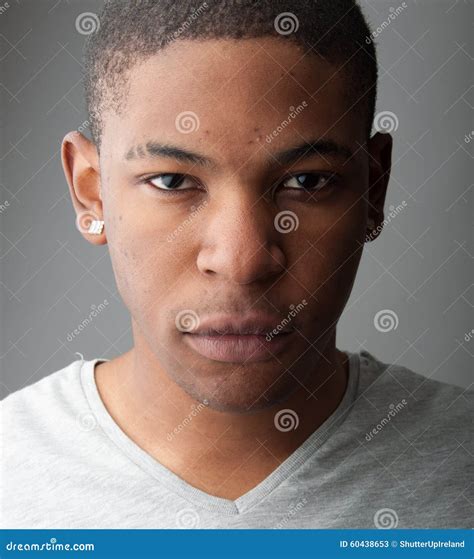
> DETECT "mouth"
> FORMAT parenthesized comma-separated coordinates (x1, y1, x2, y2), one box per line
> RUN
(181, 313, 295, 363)
(183, 331, 294, 363)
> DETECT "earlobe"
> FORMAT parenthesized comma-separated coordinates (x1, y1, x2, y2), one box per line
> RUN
(61, 131, 106, 245)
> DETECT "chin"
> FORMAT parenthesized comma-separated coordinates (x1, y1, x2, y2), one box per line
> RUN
(176, 366, 305, 414)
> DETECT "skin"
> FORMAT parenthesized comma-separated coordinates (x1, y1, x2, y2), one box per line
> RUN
(61, 37, 392, 500)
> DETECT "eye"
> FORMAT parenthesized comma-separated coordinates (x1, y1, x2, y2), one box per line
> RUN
(281, 173, 336, 191)
(146, 173, 197, 191)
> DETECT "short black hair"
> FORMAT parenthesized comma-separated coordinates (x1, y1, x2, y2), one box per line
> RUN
(83, 0, 378, 150)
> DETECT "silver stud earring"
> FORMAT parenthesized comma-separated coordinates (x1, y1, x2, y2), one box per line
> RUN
(88, 220, 104, 235)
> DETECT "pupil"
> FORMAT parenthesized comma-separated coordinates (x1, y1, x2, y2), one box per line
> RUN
(162, 174, 184, 189)
(297, 174, 312, 188)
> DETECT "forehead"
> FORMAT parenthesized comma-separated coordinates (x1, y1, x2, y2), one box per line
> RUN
(101, 37, 365, 161)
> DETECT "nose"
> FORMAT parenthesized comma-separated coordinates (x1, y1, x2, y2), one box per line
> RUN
(196, 191, 287, 285)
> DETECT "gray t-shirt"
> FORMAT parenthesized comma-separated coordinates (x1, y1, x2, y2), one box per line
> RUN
(1, 350, 472, 529)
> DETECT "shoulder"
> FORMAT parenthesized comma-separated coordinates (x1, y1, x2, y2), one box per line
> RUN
(1, 358, 85, 423)
(0, 358, 105, 528)
(355, 349, 472, 446)
(358, 349, 472, 410)
(0, 358, 99, 454)
(348, 350, 473, 527)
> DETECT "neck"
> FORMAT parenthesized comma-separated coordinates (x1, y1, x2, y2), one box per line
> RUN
(95, 327, 349, 498)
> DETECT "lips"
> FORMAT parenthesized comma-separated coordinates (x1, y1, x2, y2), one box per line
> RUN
(191, 313, 293, 336)
(181, 312, 295, 363)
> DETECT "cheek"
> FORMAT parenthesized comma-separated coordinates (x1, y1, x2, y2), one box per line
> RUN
(289, 195, 366, 317)
(105, 203, 191, 324)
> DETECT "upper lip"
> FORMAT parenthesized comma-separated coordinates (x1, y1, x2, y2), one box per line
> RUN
(188, 312, 294, 336)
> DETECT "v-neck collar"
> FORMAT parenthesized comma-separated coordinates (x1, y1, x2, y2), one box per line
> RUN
(80, 351, 360, 515)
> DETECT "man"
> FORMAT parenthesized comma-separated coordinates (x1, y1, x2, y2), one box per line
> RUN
(1, 0, 471, 529)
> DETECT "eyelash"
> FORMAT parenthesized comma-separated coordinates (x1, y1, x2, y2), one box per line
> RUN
(140, 172, 338, 196)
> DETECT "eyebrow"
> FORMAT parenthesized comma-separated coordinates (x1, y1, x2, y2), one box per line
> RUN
(124, 142, 212, 166)
(123, 138, 353, 166)
(273, 139, 353, 165)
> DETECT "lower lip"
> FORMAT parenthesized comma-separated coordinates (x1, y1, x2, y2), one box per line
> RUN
(183, 331, 294, 363)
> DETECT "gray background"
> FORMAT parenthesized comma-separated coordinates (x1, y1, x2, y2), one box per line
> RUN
(0, 0, 472, 397)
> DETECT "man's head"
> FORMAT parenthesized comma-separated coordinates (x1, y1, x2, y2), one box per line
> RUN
(62, 0, 392, 413)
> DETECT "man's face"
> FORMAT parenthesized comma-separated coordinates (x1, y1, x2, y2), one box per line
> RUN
(96, 37, 378, 412)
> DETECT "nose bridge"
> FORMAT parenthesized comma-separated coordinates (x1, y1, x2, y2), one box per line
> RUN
(224, 188, 268, 245)
(197, 186, 286, 284)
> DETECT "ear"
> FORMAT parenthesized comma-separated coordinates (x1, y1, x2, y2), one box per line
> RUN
(365, 132, 392, 242)
(61, 131, 106, 245)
